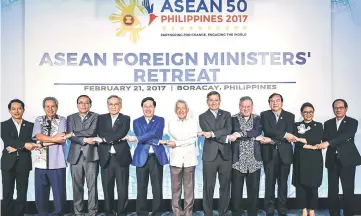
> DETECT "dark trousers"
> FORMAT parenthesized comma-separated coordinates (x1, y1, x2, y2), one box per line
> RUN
(136, 154, 163, 216)
(170, 166, 195, 216)
(101, 155, 129, 216)
(231, 169, 261, 216)
(263, 149, 290, 215)
(296, 185, 318, 209)
(203, 153, 232, 216)
(35, 168, 66, 216)
(1, 162, 30, 216)
(70, 153, 99, 216)
(328, 156, 356, 216)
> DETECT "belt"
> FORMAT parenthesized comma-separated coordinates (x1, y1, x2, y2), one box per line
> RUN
(335, 153, 339, 159)
(149, 153, 156, 156)
(110, 153, 116, 157)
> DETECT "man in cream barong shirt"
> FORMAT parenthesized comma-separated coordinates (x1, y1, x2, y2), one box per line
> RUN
(165, 99, 200, 216)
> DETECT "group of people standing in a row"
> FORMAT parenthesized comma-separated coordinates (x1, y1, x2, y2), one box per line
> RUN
(1, 91, 360, 216)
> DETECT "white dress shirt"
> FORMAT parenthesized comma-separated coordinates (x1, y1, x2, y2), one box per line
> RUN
(109, 114, 119, 154)
(168, 117, 198, 168)
(12, 118, 22, 136)
(335, 116, 345, 154)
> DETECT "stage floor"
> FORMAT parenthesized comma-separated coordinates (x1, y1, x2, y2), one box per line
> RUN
(25, 209, 332, 215)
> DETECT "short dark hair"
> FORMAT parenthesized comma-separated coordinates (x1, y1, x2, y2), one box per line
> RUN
(300, 102, 315, 112)
(332, 99, 348, 109)
(141, 97, 156, 107)
(268, 93, 283, 103)
(77, 95, 92, 105)
(8, 99, 25, 110)
(239, 96, 253, 104)
(207, 91, 221, 100)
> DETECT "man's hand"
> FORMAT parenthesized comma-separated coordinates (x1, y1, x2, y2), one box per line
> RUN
(232, 132, 241, 138)
(33, 143, 43, 150)
(24, 143, 35, 151)
(296, 138, 307, 144)
(6, 146, 17, 153)
(228, 135, 237, 142)
(52, 133, 66, 143)
(127, 136, 137, 142)
(285, 133, 297, 142)
(93, 137, 103, 143)
(84, 138, 96, 145)
(203, 132, 212, 139)
(197, 132, 204, 136)
(260, 137, 272, 144)
(167, 141, 176, 148)
(303, 144, 317, 150)
(317, 142, 329, 149)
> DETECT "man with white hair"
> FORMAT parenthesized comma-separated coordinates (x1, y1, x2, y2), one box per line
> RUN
(165, 99, 199, 216)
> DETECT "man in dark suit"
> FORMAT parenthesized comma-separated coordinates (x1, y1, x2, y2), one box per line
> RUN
(67, 95, 99, 216)
(318, 99, 361, 216)
(95, 95, 131, 216)
(128, 97, 169, 216)
(260, 93, 296, 216)
(198, 91, 232, 216)
(1, 99, 36, 216)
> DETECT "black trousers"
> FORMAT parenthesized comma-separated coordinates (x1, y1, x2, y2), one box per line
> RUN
(202, 152, 232, 216)
(1, 161, 30, 216)
(296, 185, 318, 209)
(231, 169, 260, 216)
(263, 149, 290, 215)
(101, 155, 129, 216)
(136, 154, 163, 216)
(328, 156, 356, 216)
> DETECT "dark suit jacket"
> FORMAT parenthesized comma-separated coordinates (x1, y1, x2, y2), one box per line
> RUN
(131, 115, 169, 167)
(1, 119, 34, 171)
(199, 109, 232, 162)
(96, 113, 132, 168)
(260, 109, 294, 164)
(231, 114, 262, 164)
(323, 116, 361, 168)
(67, 111, 99, 164)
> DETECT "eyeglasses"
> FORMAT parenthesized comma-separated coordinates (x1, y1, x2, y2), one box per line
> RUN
(108, 103, 121, 107)
(302, 111, 314, 115)
(270, 99, 281, 104)
(333, 107, 345, 111)
(77, 102, 90, 105)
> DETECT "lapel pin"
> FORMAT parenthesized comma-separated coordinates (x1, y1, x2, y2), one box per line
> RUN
(280, 117, 283, 120)
(314, 123, 316, 126)
(23, 123, 26, 126)
(343, 121, 346, 123)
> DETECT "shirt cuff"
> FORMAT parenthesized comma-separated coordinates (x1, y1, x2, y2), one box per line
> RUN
(226, 135, 230, 144)
(211, 131, 215, 138)
(283, 132, 287, 138)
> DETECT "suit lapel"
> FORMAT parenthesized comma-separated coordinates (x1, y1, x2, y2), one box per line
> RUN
(276, 110, 284, 126)
(8, 118, 19, 138)
(205, 110, 216, 129)
(112, 114, 124, 131)
(19, 120, 29, 139)
(267, 111, 277, 127)
(337, 116, 347, 133)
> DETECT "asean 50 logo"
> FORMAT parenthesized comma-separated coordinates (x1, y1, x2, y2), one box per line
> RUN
(109, 0, 157, 43)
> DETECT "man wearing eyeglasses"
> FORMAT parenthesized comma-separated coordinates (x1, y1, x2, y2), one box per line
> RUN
(318, 99, 361, 216)
(95, 95, 131, 216)
(67, 95, 99, 216)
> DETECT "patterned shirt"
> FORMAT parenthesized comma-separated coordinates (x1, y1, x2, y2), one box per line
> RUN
(32, 115, 67, 169)
(232, 113, 263, 173)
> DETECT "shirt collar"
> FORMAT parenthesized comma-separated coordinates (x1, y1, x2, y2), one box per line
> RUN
(79, 112, 89, 118)
(111, 113, 119, 119)
(336, 116, 345, 123)
(12, 118, 23, 126)
(177, 116, 189, 122)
